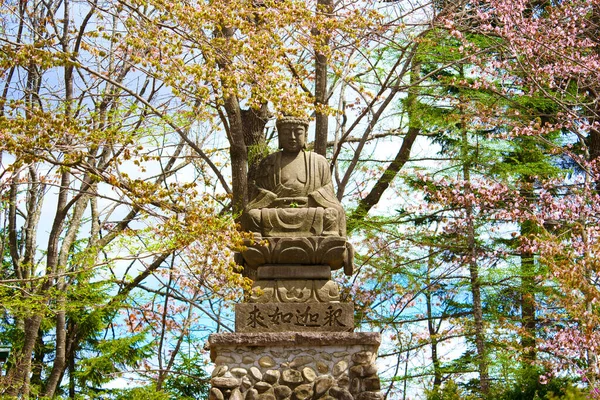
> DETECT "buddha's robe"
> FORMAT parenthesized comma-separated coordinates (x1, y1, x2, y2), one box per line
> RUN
(242, 150, 346, 237)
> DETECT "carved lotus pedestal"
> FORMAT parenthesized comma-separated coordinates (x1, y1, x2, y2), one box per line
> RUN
(237, 237, 355, 279)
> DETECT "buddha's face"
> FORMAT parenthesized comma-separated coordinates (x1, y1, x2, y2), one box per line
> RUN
(278, 123, 306, 153)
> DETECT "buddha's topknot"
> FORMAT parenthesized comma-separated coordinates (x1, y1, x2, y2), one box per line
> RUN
(276, 116, 309, 131)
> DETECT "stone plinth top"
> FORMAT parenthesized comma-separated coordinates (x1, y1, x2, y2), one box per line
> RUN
(207, 332, 380, 360)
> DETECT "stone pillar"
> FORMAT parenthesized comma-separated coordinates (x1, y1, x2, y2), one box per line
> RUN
(206, 263, 383, 400)
(207, 332, 382, 400)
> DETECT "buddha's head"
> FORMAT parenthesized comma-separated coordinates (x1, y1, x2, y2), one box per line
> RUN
(276, 116, 309, 153)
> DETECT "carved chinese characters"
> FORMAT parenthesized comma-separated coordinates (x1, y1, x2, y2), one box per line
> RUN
(236, 303, 354, 333)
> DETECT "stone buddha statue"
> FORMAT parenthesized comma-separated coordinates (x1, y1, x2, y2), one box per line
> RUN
(241, 116, 346, 238)
(237, 115, 353, 291)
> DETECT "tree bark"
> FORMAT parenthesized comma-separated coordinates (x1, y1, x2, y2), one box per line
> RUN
(223, 96, 249, 213)
(214, 24, 249, 213)
(29, 332, 45, 389)
(589, 99, 600, 191)
(241, 103, 270, 200)
(4, 316, 43, 397)
(313, 0, 334, 156)
(426, 253, 442, 388)
(520, 183, 537, 365)
(38, 169, 71, 398)
(461, 125, 489, 395)
(44, 174, 94, 397)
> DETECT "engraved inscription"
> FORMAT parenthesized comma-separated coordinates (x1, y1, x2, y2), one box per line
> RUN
(236, 303, 354, 333)
(247, 306, 268, 329)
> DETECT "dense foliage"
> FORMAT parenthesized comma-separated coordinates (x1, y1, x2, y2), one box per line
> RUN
(1, 0, 599, 398)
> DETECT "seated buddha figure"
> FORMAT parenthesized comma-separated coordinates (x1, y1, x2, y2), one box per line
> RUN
(241, 116, 346, 238)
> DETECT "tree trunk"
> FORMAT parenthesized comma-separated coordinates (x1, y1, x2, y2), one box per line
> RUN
(44, 310, 66, 397)
(68, 347, 76, 399)
(589, 99, 600, 191)
(214, 23, 249, 213)
(520, 185, 537, 364)
(313, 0, 333, 156)
(426, 253, 442, 388)
(44, 172, 94, 397)
(223, 96, 249, 213)
(29, 332, 45, 389)
(467, 246, 489, 395)
(588, 3, 600, 191)
(461, 121, 489, 395)
(40, 169, 71, 397)
(241, 103, 270, 200)
(4, 315, 43, 397)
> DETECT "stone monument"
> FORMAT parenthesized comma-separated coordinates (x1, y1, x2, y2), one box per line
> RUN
(207, 116, 383, 400)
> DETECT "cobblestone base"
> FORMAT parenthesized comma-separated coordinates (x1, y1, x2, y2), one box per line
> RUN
(207, 332, 382, 400)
